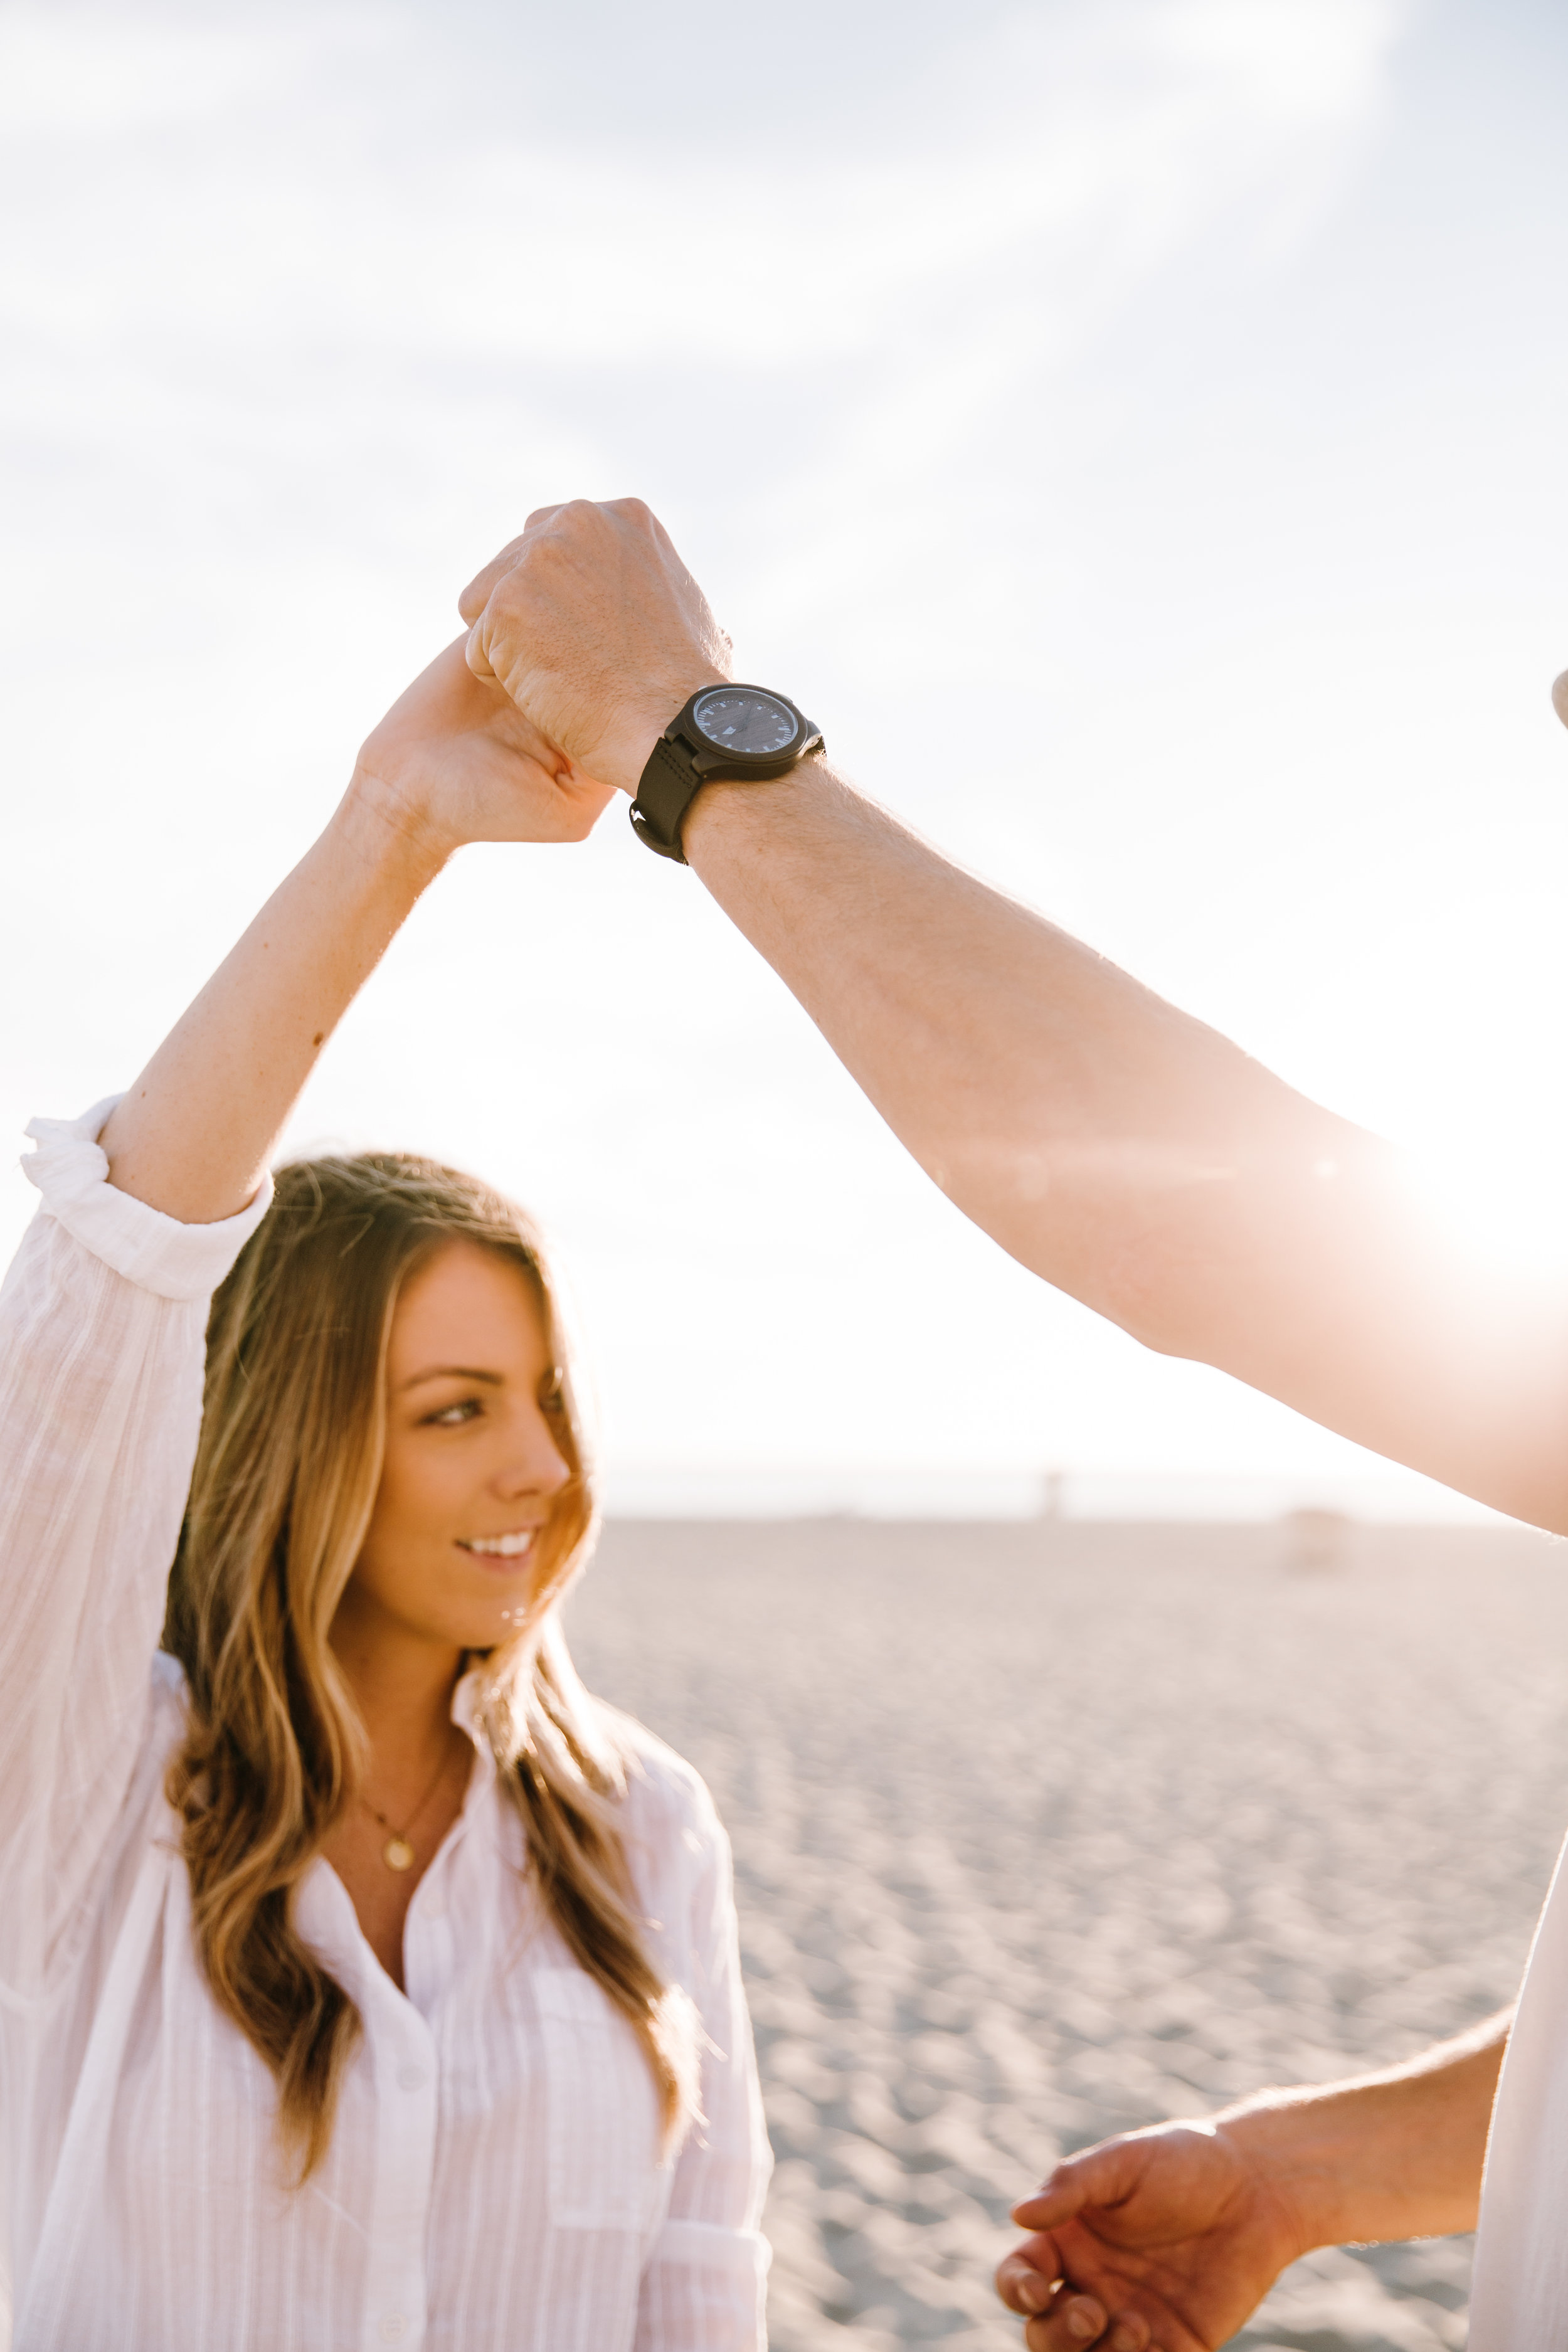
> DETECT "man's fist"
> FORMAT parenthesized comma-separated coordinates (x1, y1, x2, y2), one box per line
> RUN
(459, 499, 732, 798)
(995, 2118, 1308, 2352)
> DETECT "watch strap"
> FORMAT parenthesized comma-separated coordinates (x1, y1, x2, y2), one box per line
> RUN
(628, 734, 701, 863)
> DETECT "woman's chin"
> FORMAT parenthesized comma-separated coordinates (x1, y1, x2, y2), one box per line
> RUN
(448, 1597, 539, 1656)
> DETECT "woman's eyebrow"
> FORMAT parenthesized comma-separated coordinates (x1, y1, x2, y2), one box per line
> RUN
(399, 1364, 505, 1392)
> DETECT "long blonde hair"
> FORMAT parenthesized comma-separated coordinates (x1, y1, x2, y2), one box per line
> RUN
(163, 1152, 694, 2180)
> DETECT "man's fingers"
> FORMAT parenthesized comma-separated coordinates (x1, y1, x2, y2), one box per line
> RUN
(997, 2247, 1125, 2346)
(464, 615, 499, 684)
(457, 509, 568, 625)
(1017, 2287, 1152, 2352)
(997, 2250, 1062, 2317)
(458, 537, 526, 627)
(1552, 669, 1568, 730)
(1023, 2287, 1111, 2347)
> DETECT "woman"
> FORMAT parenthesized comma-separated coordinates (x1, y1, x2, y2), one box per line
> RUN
(0, 640, 770, 2349)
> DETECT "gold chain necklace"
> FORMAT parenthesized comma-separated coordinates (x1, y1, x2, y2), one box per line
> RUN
(360, 1737, 457, 1874)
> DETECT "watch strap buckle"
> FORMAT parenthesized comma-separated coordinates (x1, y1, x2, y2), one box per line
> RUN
(628, 733, 701, 863)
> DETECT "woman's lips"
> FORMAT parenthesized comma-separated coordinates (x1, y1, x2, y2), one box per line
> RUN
(458, 1529, 538, 1564)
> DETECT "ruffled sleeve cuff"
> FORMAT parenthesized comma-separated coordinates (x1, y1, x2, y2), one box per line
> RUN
(22, 1096, 275, 1303)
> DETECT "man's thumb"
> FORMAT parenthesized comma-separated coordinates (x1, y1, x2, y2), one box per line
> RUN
(1012, 2142, 1136, 2230)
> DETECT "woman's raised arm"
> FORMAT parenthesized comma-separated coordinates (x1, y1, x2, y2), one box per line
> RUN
(0, 643, 608, 2000)
(100, 639, 610, 1222)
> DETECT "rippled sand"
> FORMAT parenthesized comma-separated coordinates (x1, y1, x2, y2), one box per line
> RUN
(566, 1517, 1568, 2351)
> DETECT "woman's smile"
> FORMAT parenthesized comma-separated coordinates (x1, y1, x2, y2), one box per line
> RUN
(458, 1528, 539, 1563)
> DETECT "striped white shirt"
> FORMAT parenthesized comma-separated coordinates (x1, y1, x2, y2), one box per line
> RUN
(0, 1102, 771, 2352)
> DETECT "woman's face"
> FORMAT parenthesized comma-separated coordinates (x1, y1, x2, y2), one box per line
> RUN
(342, 1239, 575, 1660)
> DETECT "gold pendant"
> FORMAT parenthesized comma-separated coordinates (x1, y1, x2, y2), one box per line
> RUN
(383, 1835, 416, 1872)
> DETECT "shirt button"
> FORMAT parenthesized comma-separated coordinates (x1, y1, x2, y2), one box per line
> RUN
(379, 2318, 407, 2344)
(397, 2063, 426, 2092)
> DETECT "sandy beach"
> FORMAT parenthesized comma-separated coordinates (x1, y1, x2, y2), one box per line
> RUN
(566, 1516, 1568, 2351)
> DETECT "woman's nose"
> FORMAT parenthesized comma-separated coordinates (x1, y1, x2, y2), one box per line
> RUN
(497, 1406, 571, 1498)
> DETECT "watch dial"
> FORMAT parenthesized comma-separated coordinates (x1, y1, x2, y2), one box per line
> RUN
(692, 688, 798, 758)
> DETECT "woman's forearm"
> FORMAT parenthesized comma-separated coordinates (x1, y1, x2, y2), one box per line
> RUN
(98, 629, 615, 1227)
(1227, 2009, 1511, 2250)
(99, 783, 445, 1226)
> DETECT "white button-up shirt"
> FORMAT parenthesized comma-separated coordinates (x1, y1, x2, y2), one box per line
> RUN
(0, 1103, 771, 2351)
(1469, 1827, 1568, 2345)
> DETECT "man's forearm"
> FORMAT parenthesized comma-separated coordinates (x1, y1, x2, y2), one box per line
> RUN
(681, 755, 1325, 1291)
(681, 760, 1568, 1530)
(1226, 2009, 1511, 2250)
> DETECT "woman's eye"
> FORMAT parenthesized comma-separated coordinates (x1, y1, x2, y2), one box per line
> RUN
(425, 1398, 481, 1428)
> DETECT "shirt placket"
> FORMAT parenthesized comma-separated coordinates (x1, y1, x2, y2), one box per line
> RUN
(357, 1961, 440, 2352)
(380, 1759, 484, 2348)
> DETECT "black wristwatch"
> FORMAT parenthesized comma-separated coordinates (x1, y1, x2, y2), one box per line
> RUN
(629, 684, 824, 862)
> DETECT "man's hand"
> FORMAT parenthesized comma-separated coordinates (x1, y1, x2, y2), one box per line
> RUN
(995, 2021, 1505, 2350)
(995, 2122, 1306, 2352)
(351, 635, 614, 862)
(458, 499, 732, 797)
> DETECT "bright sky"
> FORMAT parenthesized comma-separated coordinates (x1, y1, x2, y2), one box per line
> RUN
(4, 0, 1567, 1510)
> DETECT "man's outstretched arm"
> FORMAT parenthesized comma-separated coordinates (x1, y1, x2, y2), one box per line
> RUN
(461, 501, 1568, 1532)
(994, 2010, 1510, 2351)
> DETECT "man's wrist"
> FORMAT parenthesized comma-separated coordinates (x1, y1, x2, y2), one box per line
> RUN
(1214, 2094, 1351, 2257)
(1214, 2032, 1496, 2251)
(619, 670, 728, 799)
(676, 746, 835, 862)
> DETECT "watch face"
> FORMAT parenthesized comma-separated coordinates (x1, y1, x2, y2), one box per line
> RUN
(691, 687, 799, 759)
